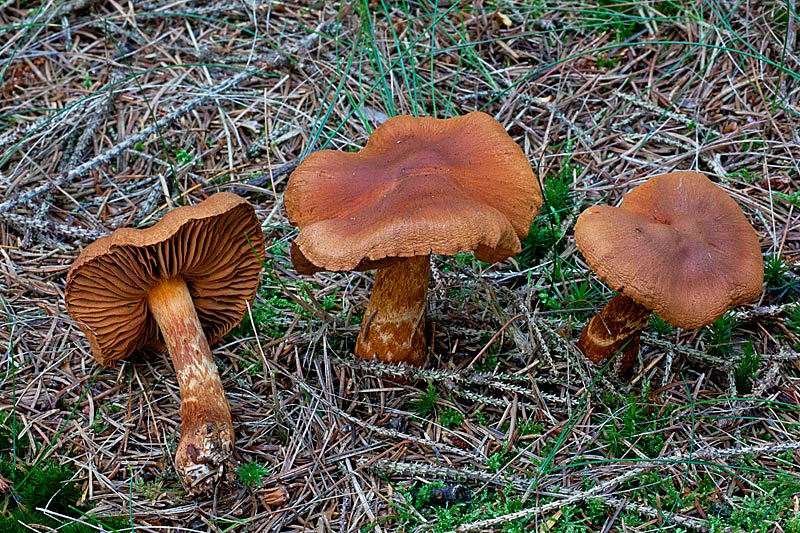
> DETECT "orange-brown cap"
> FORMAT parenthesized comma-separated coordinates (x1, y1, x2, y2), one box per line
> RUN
(284, 112, 542, 274)
(65, 192, 265, 365)
(574, 171, 763, 329)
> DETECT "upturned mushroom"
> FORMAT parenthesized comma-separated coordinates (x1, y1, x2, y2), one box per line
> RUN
(65, 192, 265, 495)
(285, 112, 542, 366)
(573, 171, 763, 371)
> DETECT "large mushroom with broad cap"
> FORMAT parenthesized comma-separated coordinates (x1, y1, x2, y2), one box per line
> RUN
(285, 112, 542, 366)
(574, 171, 763, 371)
(65, 192, 265, 495)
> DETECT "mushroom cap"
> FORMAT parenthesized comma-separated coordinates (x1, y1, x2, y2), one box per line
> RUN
(574, 171, 763, 329)
(65, 192, 265, 366)
(284, 112, 542, 273)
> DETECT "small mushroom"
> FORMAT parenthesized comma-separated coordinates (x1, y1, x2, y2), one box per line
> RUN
(65, 192, 265, 494)
(573, 171, 763, 371)
(285, 112, 542, 366)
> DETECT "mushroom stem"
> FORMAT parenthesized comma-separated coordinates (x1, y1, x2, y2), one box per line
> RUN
(576, 293, 651, 373)
(146, 277, 234, 494)
(355, 255, 431, 366)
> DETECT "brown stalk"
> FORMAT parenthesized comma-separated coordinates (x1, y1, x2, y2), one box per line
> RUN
(576, 293, 652, 373)
(355, 255, 431, 366)
(146, 277, 234, 493)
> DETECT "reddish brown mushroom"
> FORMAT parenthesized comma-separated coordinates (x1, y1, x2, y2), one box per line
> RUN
(574, 171, 764, 371)
(65, 192, 265, 494)
(285, 112, 542, 366)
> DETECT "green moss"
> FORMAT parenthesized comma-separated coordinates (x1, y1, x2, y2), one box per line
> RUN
(600, 389, 670, 459)
(0, 459, 128, 533)
(518, 158, 579, 269)
(236, 461, 271, 489)
(440, 408, 465, 429)
(408, 383, 438, 419)
(707, 313, 735, 358)
(0, 413, 27, 456)
(733, 343, 761, 395)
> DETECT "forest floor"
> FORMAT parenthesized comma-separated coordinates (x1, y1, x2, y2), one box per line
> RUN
(1, 1, 800, 532)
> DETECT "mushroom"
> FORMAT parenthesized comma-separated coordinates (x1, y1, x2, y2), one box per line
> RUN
(285, 112, 542, 366)
(65, 192, 265, 494)
(573, 171, 763, 371)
